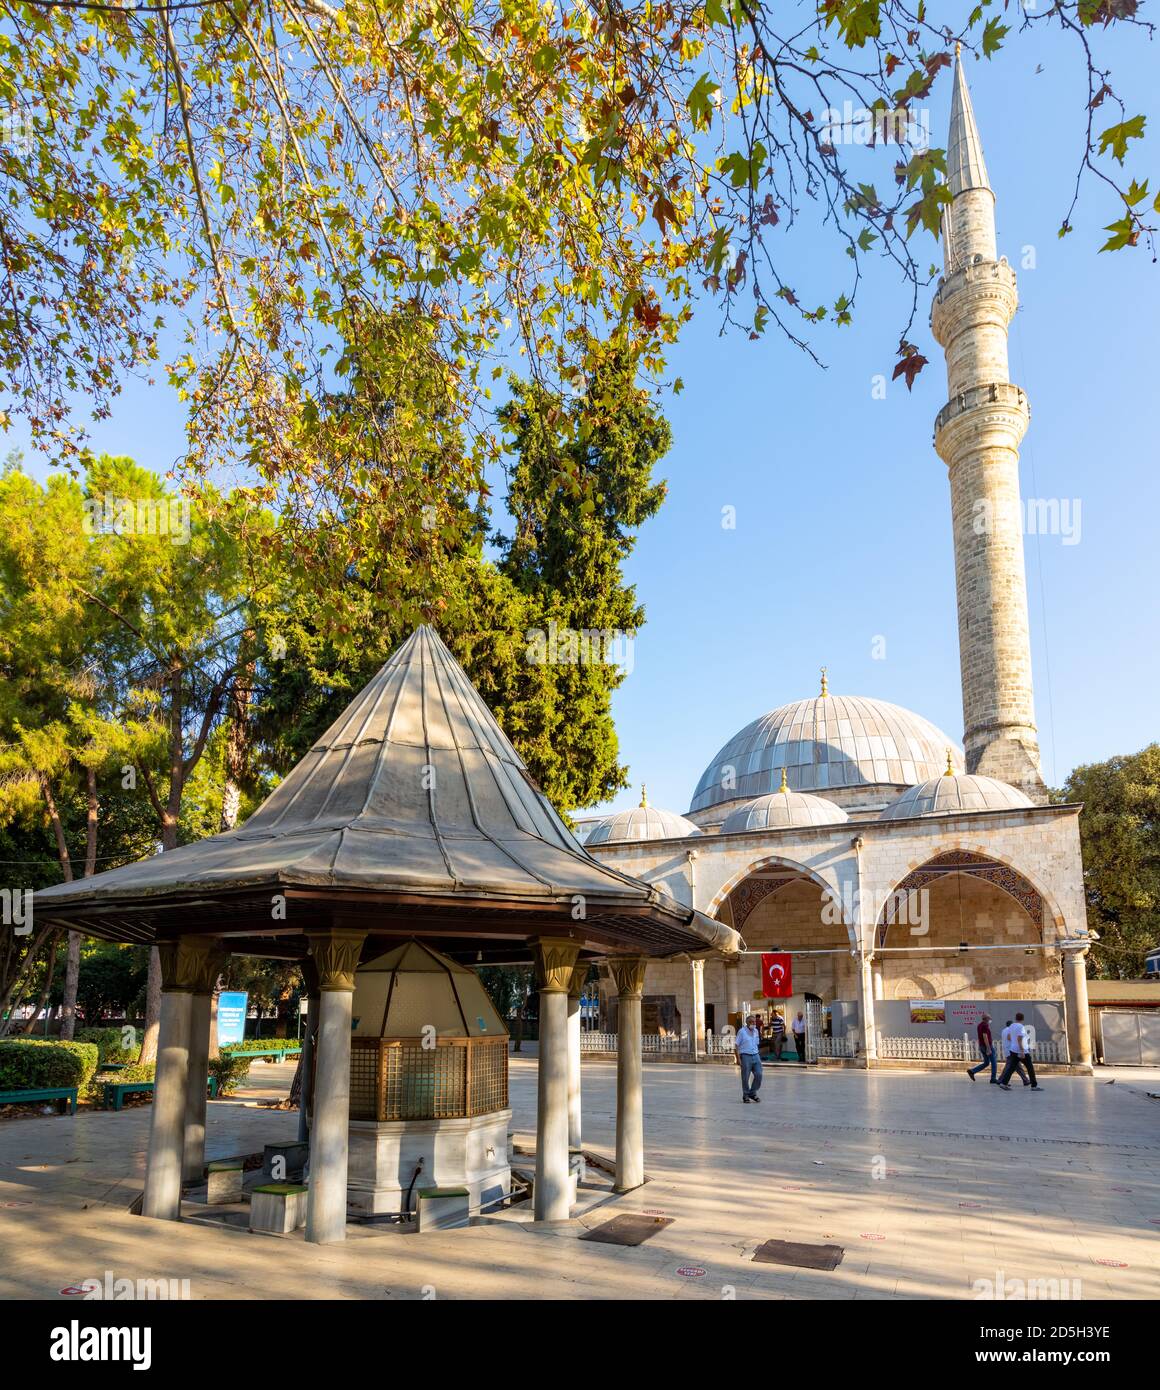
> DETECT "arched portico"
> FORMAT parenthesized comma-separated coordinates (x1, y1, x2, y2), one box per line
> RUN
(872, 848, 1064, 1003)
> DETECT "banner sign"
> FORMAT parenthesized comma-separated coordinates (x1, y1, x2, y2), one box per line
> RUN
(909, 999, 946, 1024)
(217, 991, 249, 1046)
(761, 953, 793, 998)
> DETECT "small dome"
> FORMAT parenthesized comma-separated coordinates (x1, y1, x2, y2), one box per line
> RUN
(879, 773, 1033, 821)
(721, 771, 849, 832)
(690, 679, 961, 814)
(585, 787, 702, 846)
(351, 940, 507, 1038)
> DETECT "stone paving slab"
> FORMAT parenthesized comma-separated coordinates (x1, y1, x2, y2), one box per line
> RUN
(0, 1058, 1156, 1299)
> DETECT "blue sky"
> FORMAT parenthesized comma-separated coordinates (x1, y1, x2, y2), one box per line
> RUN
(9, 26, 1158, 817)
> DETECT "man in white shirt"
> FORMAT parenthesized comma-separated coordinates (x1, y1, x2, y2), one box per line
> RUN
(735, 1015, 763, 1103)
(998, 1013, 1041, 1091)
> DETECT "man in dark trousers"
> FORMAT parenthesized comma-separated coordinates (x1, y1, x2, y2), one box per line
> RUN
(998, 1013, 1042, 1091)
(791, 1010, 807, 1063)
(734, 1014, 763, 1103)
(967, 1012, 997, 1083)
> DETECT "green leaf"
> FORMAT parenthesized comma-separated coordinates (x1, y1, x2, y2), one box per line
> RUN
(1098, 115, 1146, 165)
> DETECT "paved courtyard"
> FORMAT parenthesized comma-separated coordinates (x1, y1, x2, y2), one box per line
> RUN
(1, 1058, 1157, 1300)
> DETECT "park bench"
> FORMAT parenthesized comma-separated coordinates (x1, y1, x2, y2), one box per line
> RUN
(101, 1076, 219, 1111)
(221, 1046, 301, 1065)
(0, 1086, 78, 1115)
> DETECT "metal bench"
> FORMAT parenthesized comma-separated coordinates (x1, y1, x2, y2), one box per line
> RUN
(221, 1047, 302, 1065)
(0, 1086, 78, 1115)
(101, 1076, 219, 1111)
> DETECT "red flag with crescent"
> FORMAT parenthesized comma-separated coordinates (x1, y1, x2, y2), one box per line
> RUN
(762, 953, 792, 998)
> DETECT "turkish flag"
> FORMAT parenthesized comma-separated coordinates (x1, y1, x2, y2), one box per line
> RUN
(762, 953, 792, 998)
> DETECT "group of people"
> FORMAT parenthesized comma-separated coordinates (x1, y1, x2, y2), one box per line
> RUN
(967, 1011, 1043, 1091)
(733, 1008, 807, 1102)
(733, 1005, 1045, 1104)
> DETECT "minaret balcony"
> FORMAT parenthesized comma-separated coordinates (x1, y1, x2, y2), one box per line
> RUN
(930, 257, 1018, 344)
(933, 381, 1030, 463)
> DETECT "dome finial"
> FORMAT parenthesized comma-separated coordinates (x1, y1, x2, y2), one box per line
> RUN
(819, 665, 829, 698)
(639, 783, 647, 808)
(955, 39, 962, 59)
(778, 766, 789, 794)
(945, 748, 955, 777)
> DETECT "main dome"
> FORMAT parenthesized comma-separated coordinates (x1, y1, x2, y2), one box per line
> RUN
(690, 692, 963, 814)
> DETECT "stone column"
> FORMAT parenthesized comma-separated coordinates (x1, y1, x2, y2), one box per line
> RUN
(532, 938, 581, 1221)
(304, 929, 365, 1245)
(183, 945, 225, 1182)
(142, 936, 214, 1220)
(297, 959, 320, 1146)
(610, 956, 648, 1193)
(1062, 946, 1093, 1068)
(857, 953, 878, 1066)
(567, 963, 585, 1153)
(872, 960, 885, 1001)
(724, 958, 741, 1019)
(690, 958, 706, 1060)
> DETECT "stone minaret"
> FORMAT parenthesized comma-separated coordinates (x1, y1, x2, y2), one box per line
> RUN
(930, 48, 1046, 803)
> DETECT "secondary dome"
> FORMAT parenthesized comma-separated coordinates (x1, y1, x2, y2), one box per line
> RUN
(585, 787, 702, 846)
(690, 675, 962, 814)
(721, 770, 849, 832)
(879, 771, 1033, 820)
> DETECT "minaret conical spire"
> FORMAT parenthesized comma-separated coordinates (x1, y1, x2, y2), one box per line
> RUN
(946, 44, 991, 197)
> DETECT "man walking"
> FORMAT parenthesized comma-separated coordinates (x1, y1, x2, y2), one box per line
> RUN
(967, 1012, 997, 1083)
(791, 1010, 807, 1063)
(735, 1013, 763, 1103)
(999, 1019, 1030, 1087)
(770, 1009, 787, 1061)
(998, 1013, 1042, 1091)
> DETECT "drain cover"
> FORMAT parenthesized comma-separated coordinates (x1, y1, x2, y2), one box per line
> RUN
(581, 1213, 674, 1247)
(752, 1238, 843, 1271)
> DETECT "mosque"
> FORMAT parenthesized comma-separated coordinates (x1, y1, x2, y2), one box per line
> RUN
(578, 51, 1094, 1068)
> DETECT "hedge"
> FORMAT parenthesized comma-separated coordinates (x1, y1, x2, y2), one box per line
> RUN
(76, 1027, 138, 1064)
(82, 1062, 155, 1104)
(0, 1040, 100, 1091)
(209, 1054, 254, 1095)
(220, 1038, 301, 1054)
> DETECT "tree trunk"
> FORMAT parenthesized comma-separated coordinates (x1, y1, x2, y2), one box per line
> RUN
(219, 641, 254, 833)
(19, 931, 60, 1035)
(60, 767, 99, 1042)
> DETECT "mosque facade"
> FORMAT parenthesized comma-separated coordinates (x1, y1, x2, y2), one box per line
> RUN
(578, 52, 1094, 1068)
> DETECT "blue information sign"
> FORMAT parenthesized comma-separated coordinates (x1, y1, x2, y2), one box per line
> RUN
(217, 991, 249, 1046)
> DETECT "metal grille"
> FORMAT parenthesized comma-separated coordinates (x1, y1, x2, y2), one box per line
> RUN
(349, 1041, 379, 1120)
(351, 1036, 507, 1121)
(467, 1036, 508, 1116)
(804, 999, 824, 1063)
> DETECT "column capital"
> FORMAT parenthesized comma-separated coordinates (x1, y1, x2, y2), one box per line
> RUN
(608, 956, 648, 1000)
(158, 936, 224, 994)
(690, 957, 705, 976)
(532, 937, 581, 994)
(306, 929, 367, 992)
(568, 961, 589, 999)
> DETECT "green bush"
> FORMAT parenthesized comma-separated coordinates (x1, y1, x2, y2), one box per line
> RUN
(76, 1027, 137, 1064)
(209, 1053, 253, 1095)
(220, 1038, 301, 1054)
(0, 1040, 100, 1091)
(82, 1062, 155, 1104)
